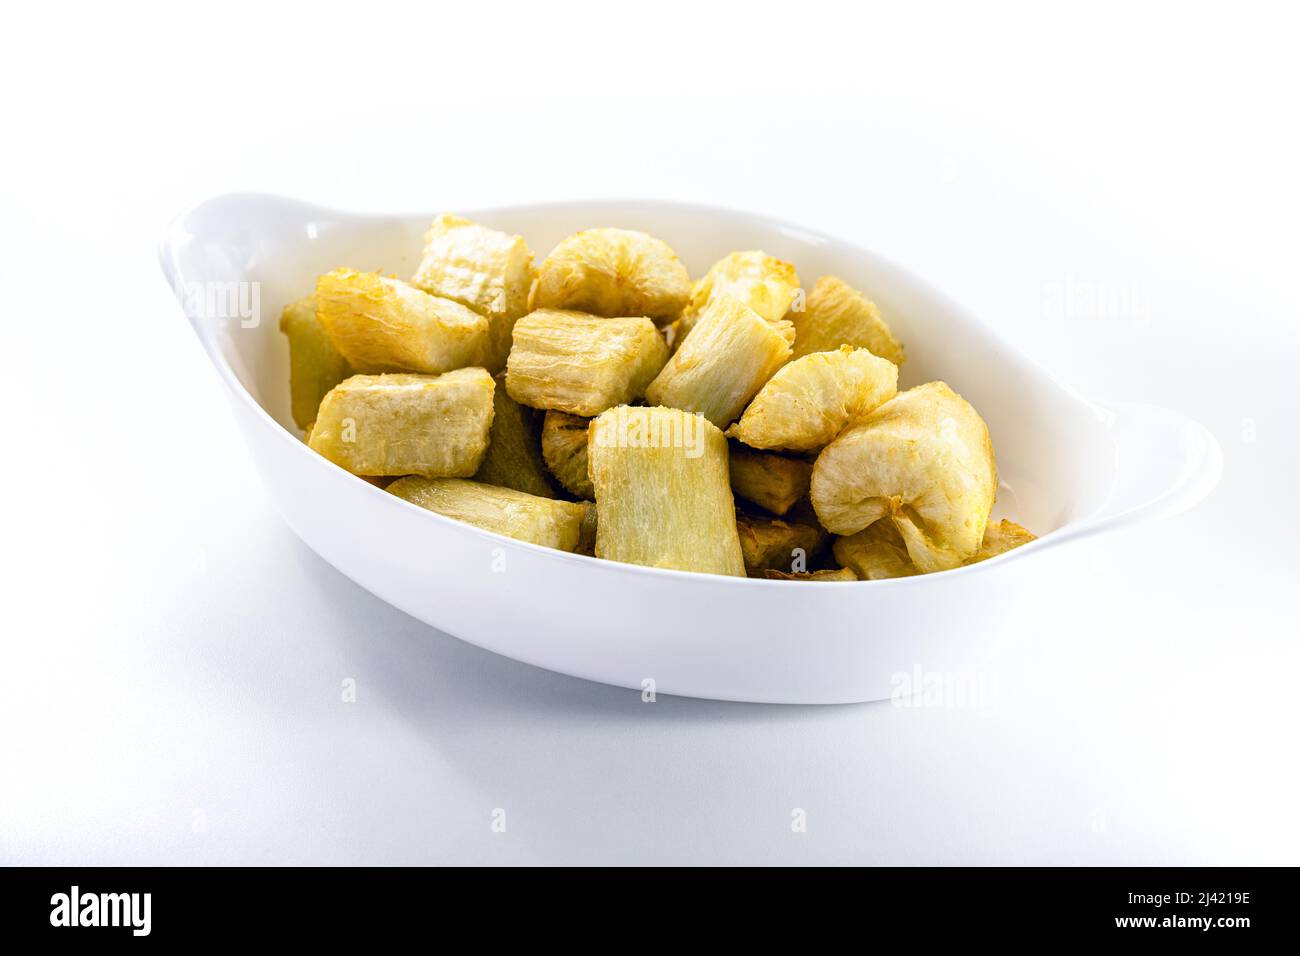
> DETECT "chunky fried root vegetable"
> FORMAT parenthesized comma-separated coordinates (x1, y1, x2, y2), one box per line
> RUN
(288, 219, 1037, 582)
(314, 268, 490, 374)
(811, 382, 996, 572)
(967, 519, 1036, 564)
(534, 228, 691, 321)
(728, 445, 811, 516)
(792, 276, 905, 366)
(387, 477, 585, 551)
(762, 567, 858, 581)
(588, 406, 745, 576)
(279, 295, 351, 429)
(540, 410, 594, 499)
(833, 520, 918, 580)
(835, 516, 1037, 578)
(410, 215, 536, 373)
(645, 295, 794, 428)
(577, 501, 598, 555)
(308, 368, 495, 477)
(727, 346, 898, 453)
(680, 251, 800, 337)
(735, 512, 828, 575)
(473, 378, 556, 498)
(506, 310, 669, 416)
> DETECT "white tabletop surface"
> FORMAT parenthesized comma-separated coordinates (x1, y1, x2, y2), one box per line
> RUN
(2, 2, 1297, 865)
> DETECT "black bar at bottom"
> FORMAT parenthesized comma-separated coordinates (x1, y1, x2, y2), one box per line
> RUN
(0, 866, 1284, 943)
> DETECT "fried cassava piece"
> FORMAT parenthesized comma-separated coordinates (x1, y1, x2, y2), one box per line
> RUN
(727, 445, 811, 517)
(833, 520, 918, 581)
(534, 228, 691, 321)
(279, 295, 351, 429)
(735, 511, 828, 575)
(576, 501, 598, 556)
(588, 405, 745, 576)
(308, 368, 495, 477)
(506, 310, 668, 416)
(315, 268, 489, 374)
(727, 345, 898, 453)
(762, 567, 857, 582)
(792, 276, 905, 365)
(645, 295, 794, 428)
(967, 519, 1037, 564)
(837, 516, 1037, 578)
(388, 477, 586, 551)
(410, 215, 537, 373)
(473, 378, 556, 498)
(811, 382, 996, 572)
(540, 410, 594, 499)
(679, 251, 801, 337)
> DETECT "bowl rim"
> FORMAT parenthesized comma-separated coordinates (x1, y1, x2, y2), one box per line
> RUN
(159, 191, 1115, 588)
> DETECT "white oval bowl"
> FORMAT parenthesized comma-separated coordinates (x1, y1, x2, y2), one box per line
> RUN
(158, 195, 1221, 703)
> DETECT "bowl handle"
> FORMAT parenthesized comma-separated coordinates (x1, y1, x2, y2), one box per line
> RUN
(1057, 401, 1222, 544)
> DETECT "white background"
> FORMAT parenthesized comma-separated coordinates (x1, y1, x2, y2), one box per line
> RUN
(2, 1, 1297, 864)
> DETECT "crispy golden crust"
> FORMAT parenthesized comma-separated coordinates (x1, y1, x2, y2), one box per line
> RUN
(388, 477, 585, 551)
(588, 406, 745, 576)
(792, 276, 905, 365)
(410, 214, 537, 373)
(834, 516, 1037, 578)
(540, 410, 595, 499)
(735, 511, 828, 575)
(505, 310, 669, 416)
(645, 295, 793, 428)
(576, 501, 598, 555)
(680, 251, 800, 336)
(811, 382, 996, 572)
(967, 518, 1036, 563)
(727, 345, 898, 453)
(279, 295, 351, 429)
(832, 520, 918, 580)
(761, 567, 857, 582)
(727, 445, 811, 517)
(473, 377, 556, 498)
(534, 228, 690, 321)
(308, 368, 495, 477)
(314, 268, 490, 374)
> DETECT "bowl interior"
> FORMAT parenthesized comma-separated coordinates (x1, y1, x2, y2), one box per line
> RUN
(167, 197, 1114, 538)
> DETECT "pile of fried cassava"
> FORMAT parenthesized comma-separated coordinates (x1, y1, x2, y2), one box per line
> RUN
(281, 216, 1035, 579)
